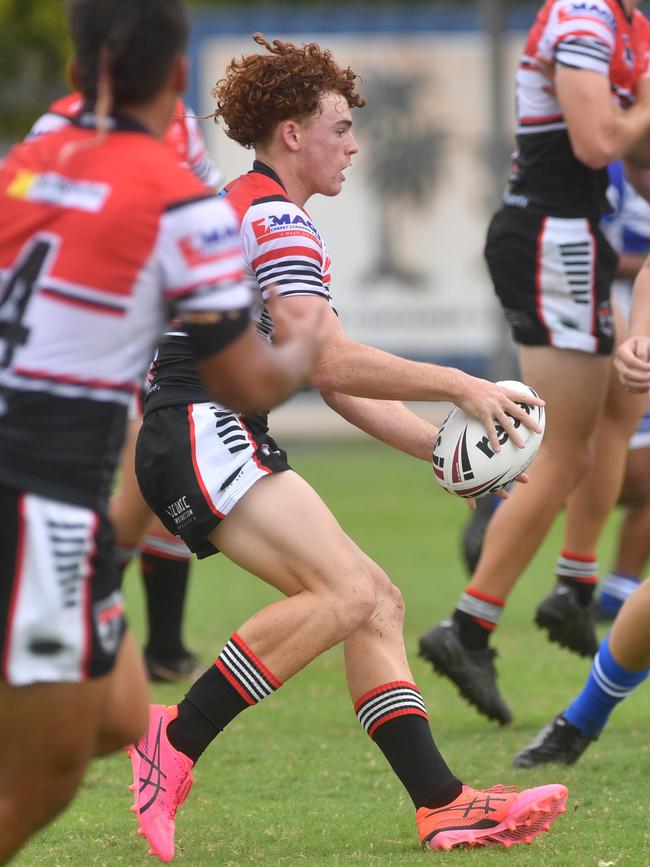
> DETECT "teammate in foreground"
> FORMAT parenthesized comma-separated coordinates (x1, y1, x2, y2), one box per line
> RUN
(28, 90, 221, 682)
(0, 2, 324, 862)
(127, 35, 566, 862)
(420, 0, 650, 725)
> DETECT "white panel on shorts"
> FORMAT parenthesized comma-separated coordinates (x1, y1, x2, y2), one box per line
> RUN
(537, 217, 598, 352)
(6, 493, 96, 685)
(189, 403, 272, 518)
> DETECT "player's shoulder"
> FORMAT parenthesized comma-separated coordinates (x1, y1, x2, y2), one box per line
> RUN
(223, 168, 288, 222)
(48, 92, 85, 117)
(632, 6, 650, 37)
(25, 92, 84, 141)
(551, 0, 619, 33)
(97, 126, 209, 209)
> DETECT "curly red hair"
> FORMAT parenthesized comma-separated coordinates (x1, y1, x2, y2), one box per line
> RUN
(212, 34, 365, 149)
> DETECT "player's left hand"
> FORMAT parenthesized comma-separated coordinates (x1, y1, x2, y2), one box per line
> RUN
(615, 335, 650, 392)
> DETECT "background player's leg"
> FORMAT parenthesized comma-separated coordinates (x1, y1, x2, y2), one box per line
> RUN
(110, 417, 198, 680)
(553, 309, 646, 594)
(599, 435, 650, 618)
(140, 520, 203, 682)
(514, 578, 650, 768)
(420, 345, 611, 722)
(109, 415, 154, 566)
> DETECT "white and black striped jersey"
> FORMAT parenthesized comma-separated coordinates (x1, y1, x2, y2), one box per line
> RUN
(506, 0, 650, 217)
(144, 160, 335, 416)
(0, 112, 249, 508)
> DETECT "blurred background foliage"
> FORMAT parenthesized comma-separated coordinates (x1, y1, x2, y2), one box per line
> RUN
(0, 0, 523, 145)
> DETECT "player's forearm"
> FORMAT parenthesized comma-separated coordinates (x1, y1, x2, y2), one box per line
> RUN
(197, 326, 317, 414)
(321, 390, 437, 461)
(624, 135, 650, 169)
(312, 337, 475, 404)
(606, 105, 650, 165)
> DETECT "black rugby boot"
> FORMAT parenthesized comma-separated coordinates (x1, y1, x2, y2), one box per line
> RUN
(419, 620, 512, 725)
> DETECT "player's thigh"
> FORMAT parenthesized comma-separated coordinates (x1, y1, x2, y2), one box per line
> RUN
(109, 413, 153, 544)
(518, 345, 611, 448)
(210, 470, 368, 598)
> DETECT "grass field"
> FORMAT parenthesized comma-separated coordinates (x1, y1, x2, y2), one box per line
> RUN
(15, 441, 650, 867)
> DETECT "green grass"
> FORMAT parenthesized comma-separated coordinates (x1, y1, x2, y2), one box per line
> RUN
(15, 442, 650, 866)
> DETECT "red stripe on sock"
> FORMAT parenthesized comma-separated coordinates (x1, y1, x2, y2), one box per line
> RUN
(474, 617, 498, 631)
(214, 659, 257, 706)
(566, 576, 598, 585)
(353, 680, 417, 714)
(466, 588, 505, 607)
(560, 549, 597, 562)
(368, 708, 429, 738)
(230, 632, 282, 689)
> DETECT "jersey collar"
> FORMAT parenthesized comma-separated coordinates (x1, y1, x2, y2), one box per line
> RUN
(71, 102, 154, 136)
(251, 159, 287, 191)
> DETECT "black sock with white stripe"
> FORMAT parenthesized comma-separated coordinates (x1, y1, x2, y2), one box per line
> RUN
(355, 681, 462, 809)
(167, 632, 281, 763)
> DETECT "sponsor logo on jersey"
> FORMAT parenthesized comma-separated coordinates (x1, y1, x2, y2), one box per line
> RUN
(560, 2, 616, 31)
(178, 225, 239, 266)
(251, 212, 321, 242)
(7, 169, 110, 212)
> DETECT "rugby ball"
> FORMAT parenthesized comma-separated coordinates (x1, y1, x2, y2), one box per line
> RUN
(432, 380, 545, 498)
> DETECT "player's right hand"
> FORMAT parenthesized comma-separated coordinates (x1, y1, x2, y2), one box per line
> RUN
(455, 376, 544, 453)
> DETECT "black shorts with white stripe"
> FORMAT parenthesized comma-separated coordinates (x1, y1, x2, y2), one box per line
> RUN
(135, 402, 291, 559)
(0, 483, 125, 685)
(485, 205, 617, 356)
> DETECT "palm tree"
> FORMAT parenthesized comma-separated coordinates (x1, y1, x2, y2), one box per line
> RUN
(354, 72, 446, 287)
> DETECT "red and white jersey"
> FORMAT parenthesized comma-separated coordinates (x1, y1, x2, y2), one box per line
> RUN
(144, 160, 335, 415)
(0, 112, 249, 507)
(228, 160, 334, 340)
(506, 0, 650, 217)
(27, 92, 222, 188)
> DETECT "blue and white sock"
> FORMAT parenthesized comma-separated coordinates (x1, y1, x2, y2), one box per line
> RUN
(564, 636, 649, 737)
(598, 572, 641, 618)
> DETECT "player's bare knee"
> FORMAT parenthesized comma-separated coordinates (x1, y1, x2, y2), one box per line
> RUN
(542, 439, 591, 490)
(368, 565, 405, 625)
(330, 571, 377, 636)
